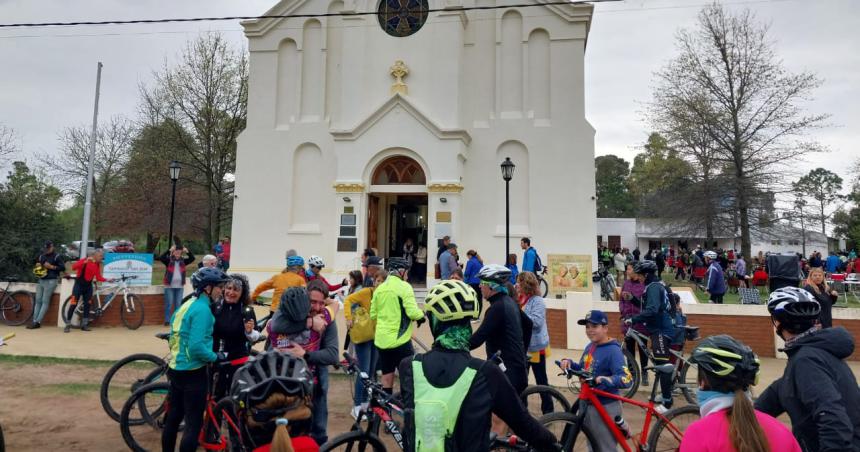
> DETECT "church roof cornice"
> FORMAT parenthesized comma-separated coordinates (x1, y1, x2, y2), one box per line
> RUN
(330, 93, 472, 145)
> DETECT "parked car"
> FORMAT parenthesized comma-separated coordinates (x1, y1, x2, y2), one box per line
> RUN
(66, 240, 96, 260)
(103, 240, 135, 253)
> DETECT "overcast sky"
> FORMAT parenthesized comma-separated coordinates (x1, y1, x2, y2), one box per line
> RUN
(1, 0, 858, 187)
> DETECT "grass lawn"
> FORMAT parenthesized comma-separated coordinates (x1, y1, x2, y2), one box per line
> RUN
(663, 276, 860, 307)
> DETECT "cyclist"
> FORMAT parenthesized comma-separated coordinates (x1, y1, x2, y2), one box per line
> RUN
(680, 335, 800, 452)
(211, 274, 259, 400)
(305, 255, 347, 293)
(560, 310, 633, 451)
(624, 259, 674, 413)
(162, 267, 229, 452)
(369, 257, 424, 395)
(399, 279, 560, 452)
(251, 255, 307, 314)
(65, 248, 110, 333)
(754, 287, 860, 450)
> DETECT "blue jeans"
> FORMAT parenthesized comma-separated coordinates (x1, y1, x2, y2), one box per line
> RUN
(164, 288, 184, 323)
(34, 278, 58, 324)
(311, 366, 329, 445)
(353, 341, 379, 406)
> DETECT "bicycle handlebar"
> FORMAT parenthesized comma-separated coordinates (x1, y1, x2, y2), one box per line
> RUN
(555, 359, 596, 382)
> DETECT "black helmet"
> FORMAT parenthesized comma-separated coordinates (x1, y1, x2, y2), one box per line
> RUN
(633, 260, 657, 274)
(690, 335, 760, 388)
(231, 350, 313, 405)
(191, 267, 229, 292)
(387, 257, 411, 271)
(767, 287, 820, 333)
(271, 287, 311, 335)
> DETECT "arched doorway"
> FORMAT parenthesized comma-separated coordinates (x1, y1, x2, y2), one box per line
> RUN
(367, 155, 428, 284)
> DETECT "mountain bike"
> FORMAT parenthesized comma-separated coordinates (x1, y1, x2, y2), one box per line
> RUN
(535, 266, 550, 298)
(119, 359, 247, 452)
(61, 274, 144, 329)
(0, 333, 14, 452)
(0, 278, 34, 326)
(595, 263, 617, 301)
(622, 326, 699, 404)
(539, 361, 699, 452)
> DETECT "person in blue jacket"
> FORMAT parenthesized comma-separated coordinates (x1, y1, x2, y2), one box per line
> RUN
(825, 251, 841, 273)
(520, 237, 540, 274)
(704, 250, 727, 304)
(561, 310, 632, 451)
(162, 267, 229, 452)
(464, 249, 484, 316)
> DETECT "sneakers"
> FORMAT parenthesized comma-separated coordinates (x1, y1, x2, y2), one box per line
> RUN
(350, 405, 362, 420)
(26, 322, 41, 330)
(81, 319, 91, 332)
(63, 324, 71, 333)
(655, 404, 671, 415)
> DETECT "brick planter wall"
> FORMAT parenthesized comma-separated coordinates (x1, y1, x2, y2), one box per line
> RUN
(683, 313, 776, 357)
(546, 308, 568, 349)
(41, 291, 171, 327)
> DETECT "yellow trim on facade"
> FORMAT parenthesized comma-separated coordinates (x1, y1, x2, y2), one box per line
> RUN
(333, 183, 366, 193)
(427, 183, 464, 193)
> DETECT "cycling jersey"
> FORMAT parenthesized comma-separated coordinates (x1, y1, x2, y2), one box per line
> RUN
(251, 271, 306, 311)
(168, 293, 218, 371)
(369, 275, 423, 350)
(469, 292, 531, 393)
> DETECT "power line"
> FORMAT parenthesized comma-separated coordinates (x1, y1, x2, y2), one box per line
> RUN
(0, 0, 620, 29)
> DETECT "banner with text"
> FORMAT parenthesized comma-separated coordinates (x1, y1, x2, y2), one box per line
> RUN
(103, 253, 153, 286)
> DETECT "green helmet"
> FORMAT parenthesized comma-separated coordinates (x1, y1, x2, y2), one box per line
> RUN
(424, 280, 479, 321)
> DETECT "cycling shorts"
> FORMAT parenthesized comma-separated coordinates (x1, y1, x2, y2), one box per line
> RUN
(378, 342, 414, 374)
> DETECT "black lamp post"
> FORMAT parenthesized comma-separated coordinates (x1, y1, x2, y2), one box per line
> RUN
(168, 160, 181, 247)
(501, 157, 515, 262)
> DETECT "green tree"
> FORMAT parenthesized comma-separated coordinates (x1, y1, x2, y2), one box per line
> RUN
(0, 162, 63, 280)
(628, 133, 694, 211)
(793, 168, 843, 235)
(595, 155, 635, 217)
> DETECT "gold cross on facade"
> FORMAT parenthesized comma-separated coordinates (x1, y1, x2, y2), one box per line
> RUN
(390, 60, 409, 95)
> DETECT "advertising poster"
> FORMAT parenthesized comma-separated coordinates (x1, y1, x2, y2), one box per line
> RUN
(103, 253, 153, 286)
(547, 254, 592, 295)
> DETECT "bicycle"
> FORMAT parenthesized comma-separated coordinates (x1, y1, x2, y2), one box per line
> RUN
(622, 326, 699, 404)
(119, 358, 247, 452)
(538, 361, 699, 452)
(594, 263, 617, 301)
(0, 277, 34, 326)
(61, 274, 144, 330)
(0, 333, 14, 452)
(101, 304, 272, 424)
(534, 266, 550, 298)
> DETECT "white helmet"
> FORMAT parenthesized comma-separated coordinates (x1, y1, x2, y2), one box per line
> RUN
(308, 255, 325, 268)
(704, 251, 718, 260)
(477, 264, 512, 284)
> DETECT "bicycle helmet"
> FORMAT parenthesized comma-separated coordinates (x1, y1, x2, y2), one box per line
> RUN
(286, 255, 305, 268)
(633, 260, 657, 274)
(307, 255, 325, 268)
(424, 280, 479, 321)
(478, 264, 512, 284)
(767, 287, 820, 333)
(191, 267, 229, 292)
(690, 335, 760, 388)
(387, 256, 411, 272)
(231, 350, 313, 404)
(704, 251, 718, 260)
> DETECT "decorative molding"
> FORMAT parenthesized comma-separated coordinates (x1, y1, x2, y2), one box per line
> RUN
(390, 60, 409, 95)
(333, 182, 365, 193)
(427, 183, 464, 193)
(331, 93, 472, 145)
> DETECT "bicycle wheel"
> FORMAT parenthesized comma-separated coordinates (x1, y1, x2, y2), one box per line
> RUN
(0, 290, 34, 326)
(320, 430, 387, 451)
(120, 382, 171, 452)
(60, 295, 81, 324)
(121, 294, 145, 330)
(538, 411, 595, 452)
(539, 277, 549, 298)
(676, 360, 697, 404)
(101, 353, 168, 423)
(203, 398, 243, 451)
(646, 404, 700, 452)
(520, 385, 570, 417)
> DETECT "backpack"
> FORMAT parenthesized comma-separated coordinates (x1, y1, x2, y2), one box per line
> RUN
(349, 290, 376, 344)
(532, 248, 544, 272)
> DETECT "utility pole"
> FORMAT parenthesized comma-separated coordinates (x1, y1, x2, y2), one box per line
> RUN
(80, 62, 103, 259)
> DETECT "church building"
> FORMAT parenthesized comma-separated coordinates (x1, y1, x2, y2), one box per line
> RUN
(231, 0, 598, 291)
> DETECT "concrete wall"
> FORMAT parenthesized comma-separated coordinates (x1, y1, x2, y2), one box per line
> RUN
(596, 218, 637, 250)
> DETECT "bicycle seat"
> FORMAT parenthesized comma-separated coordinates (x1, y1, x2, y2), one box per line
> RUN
(654, 363, 675, 374)
(155, 332, 171, 341)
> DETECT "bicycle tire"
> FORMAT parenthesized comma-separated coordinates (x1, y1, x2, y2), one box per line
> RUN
(320, 430, 387, 451)
(537, 411, 596, 452)
(60, 295, 85, 325)
(676, 360, 697, 404)
(520, 385, 571, 417)
(101, 353, 168, 423)
(0, 290, 34, 326)
(646, 404, 700, 452)
(120, 382, 171, 452)
(121, 293, 145, 330)
(539, 277, 549, 298)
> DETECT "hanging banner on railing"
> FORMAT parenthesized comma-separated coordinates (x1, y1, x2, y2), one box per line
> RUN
(103, 253, 153, 286)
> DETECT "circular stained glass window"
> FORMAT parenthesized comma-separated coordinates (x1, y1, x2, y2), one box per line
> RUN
(377, 0, 429, 38)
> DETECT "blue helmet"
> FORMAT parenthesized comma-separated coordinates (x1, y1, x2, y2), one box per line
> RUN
(286, 255, 305, 267)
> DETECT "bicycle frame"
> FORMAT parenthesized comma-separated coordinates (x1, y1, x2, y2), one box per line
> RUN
(571, 381, 685, 452)
(625, 329, 689, 379)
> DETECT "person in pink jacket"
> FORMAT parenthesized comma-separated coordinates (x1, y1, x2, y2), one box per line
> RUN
(680, 335, 800, 452)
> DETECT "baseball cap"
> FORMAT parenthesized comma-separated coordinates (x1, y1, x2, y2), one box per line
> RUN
(366, 256, 383, 267)
(577, 310, 609, 326)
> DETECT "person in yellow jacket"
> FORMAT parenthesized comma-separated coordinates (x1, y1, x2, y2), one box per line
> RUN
(370, 257, 423, 394)
(251, 255, 307, 313)
(343, 270, 382, 419)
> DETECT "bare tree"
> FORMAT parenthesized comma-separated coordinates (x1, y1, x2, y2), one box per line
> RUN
(39, 116, 134, 242)
(649, 3, 828, 258)
(0, 124, 18, 168)
(140, 33, 248, 247)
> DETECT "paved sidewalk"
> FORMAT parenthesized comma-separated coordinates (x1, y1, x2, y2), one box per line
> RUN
(2, 307, 858, 392)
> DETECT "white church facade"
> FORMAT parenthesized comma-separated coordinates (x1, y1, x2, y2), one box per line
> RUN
(231, 0, 598, 290)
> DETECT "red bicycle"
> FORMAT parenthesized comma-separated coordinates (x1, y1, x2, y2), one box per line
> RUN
(539, 361, 699, 452)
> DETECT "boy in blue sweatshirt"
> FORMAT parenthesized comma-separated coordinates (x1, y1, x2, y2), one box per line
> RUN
(561, 310, 632, 451)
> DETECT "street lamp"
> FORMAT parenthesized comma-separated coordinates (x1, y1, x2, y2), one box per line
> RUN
(500, 157, 515, 262)
(168, 160, 181, 248)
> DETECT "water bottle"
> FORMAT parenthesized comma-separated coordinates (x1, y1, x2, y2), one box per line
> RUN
(614, 415, 631, 439)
